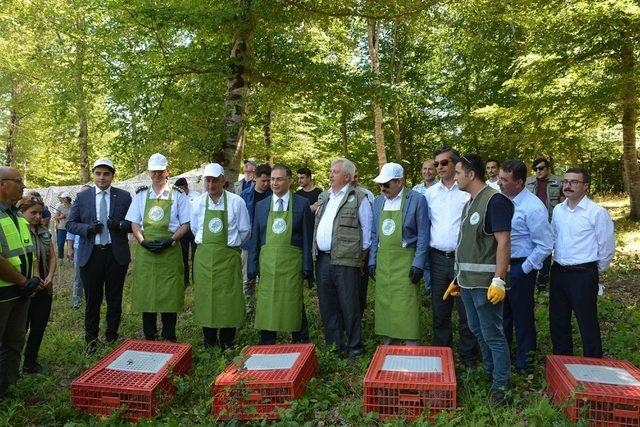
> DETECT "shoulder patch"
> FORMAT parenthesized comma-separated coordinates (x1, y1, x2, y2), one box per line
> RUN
(172, 185, 184, 194)
(135, 185, 148, 194)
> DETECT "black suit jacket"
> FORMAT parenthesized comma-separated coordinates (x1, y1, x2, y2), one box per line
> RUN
(66, 186, 132, 267)
(248, 194, 313, 277)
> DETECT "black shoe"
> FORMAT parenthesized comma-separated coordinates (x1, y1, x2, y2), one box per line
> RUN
(86, 340, 98, 355)
(105, 335, 118, 344)
(23, 363, 44, 374)
(490, 388, 509, 407)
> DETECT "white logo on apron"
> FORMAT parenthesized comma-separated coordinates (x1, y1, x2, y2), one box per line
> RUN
(208, 217, 223, 234)
(347, 195, 356, 203)
(272, 218, 287, 235)
(148, 205, 165, 222)
(381, 218, 396, 236)
(470, 212, 480, 225)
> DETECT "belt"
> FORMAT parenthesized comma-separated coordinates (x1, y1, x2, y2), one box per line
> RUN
(554, 261, 597, 271)
(431, 248, 455, 258)
(510, 257, 527, 263)
(95, 244, 112, 250)
(317, 250, 331, 256)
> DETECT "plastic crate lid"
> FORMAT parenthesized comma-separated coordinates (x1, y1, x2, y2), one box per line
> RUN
(565, 363, 640, 387)
(381, 355, 443, 373)
(106, 350, 174, 374)
(243, 352, 301, 370)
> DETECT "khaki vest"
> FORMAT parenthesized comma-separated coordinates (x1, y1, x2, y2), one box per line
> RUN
(0, 211, 34, 302)
(313, 186, 366, 267)
(455, 186, 509, 288)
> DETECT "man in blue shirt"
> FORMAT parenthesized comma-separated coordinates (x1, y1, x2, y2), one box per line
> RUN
(498, 160, 553, 373)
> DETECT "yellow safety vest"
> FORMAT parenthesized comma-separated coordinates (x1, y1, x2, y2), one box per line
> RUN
(0, 210, 34, 302)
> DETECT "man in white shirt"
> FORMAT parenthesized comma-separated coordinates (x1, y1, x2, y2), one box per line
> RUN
(550, 167, 615, 358)
(485, 159, 501, 191)
(412, 159, 438, 195)
(313, 158, 372, 360)
(498, 160, 553, 373)
(424, 147, 479, 367)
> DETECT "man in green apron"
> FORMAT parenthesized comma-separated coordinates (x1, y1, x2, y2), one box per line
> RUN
(368, 163, 430, 345)
(126, 153, 191, 342)
(248, 163, 313, 344)
(190, 163, 250, 349)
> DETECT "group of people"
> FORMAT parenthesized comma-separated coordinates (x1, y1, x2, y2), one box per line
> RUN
(0, 148, 615, 408)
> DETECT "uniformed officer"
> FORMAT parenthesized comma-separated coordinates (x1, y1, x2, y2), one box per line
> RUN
(191, 163, 250, 349)
(249, 163, 313, 344)
(369, 163, 429, 345)
(0, 167, 42, 400)
(126, 153, 191, 342)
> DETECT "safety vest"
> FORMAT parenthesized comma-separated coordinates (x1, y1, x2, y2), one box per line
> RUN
(0, 210, 34, 302)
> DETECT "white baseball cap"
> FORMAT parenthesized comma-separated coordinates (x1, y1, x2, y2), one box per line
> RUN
(148, 153, 168, 171)
(92, 158, 115, 171)
(203, 163, 224, 178)
(60, 191, 71, 198)
(373, 162, 404, 183)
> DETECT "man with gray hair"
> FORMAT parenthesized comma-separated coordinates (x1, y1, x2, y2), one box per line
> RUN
(233, 160, 257, 195)
(313, 158, 372, 360)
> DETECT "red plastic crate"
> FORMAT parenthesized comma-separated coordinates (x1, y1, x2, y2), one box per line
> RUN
(71, 340, 192, 421)
(546, 355, 640, 426)
(364, 345, 457, 419)
(212, 343, 317, 420)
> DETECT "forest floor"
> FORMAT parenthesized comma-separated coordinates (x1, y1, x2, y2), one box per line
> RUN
(0, 195, 638, 426)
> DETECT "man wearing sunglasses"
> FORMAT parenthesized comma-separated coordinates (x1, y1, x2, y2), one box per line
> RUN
(424, 147, 479, 368)
(550, 168, 614, 358)
(368, 163, 429, 345)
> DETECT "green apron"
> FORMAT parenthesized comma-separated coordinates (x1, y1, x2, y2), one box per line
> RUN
(131, 188, 185, 313)
(255, 192, 303, 332)
(193, 191, 245, 328)
(374, 189, 420, 340)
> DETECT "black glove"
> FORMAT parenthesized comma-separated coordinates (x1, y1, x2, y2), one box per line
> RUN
(304, 270, 314, 289)
(20, 277, 42, 297)
(368, 265, 376, 281)
(87, 220, 104, 235)
(141, 240, 161, 252)
(156, 239, 174, 251)
(106, 218, 121, 232)
(409, 266, 423, 284)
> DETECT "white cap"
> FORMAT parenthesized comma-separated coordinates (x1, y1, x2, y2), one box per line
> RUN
(92, 158, 115, 171)
(60, 191, 71, 198)
(148, 153, 168, 171)
(203, 163, 224, 178)
(373, 162, 404, 183)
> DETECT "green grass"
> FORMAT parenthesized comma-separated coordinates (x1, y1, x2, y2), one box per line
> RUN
(1, 195, 639, 426)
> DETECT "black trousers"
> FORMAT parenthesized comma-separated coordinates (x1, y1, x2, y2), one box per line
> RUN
(503, 260, 537, 371)
(550, 262, 602, 358)
(0, 296, 29, 397)
(359, 252, 370, 317)
(316, 253, 363, 357)
(143, 313, 177, 341)
(23, 290, 52, 368)
(260, 304, 310, 345)
(429, 250, 479, 364)
(203, 327, 236, 350)
(80, 245, 129, 343)
(180, 231, 197, 285)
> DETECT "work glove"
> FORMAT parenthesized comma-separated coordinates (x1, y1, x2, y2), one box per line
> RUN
(443, 280, 460, 300)
(304, 270, 315, 289)
(368, 266, 376, 281)
(409, 267, 423, 284)
(140, 240, 161, 252)
(487, 277, 507, 304)
(20, 277, 43, 297)
(107, 218, 121, 232)
(156, 239, 175, 252)
(87, 220, 104, 235)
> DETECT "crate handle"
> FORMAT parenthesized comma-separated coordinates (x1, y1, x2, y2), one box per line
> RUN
(613, 407, 639, 420)
(398, 391, 421, 404)
(247, 392, 262, 401)
(101, 395, 121, 406)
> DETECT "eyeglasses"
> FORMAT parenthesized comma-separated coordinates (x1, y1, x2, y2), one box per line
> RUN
(534, 166, 547, 171)
(1, 178, 24, 184)
(433, 159, 450, 168)
(561, 179, 584, 186)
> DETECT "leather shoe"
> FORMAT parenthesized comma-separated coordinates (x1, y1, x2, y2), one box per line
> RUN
(23, 363, 44, 374)
(86, 340, 98, 355)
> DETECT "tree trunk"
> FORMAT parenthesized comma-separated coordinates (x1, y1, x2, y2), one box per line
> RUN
(341, 107, 349, 157)
(393, 104, 403, 161)
(367, 19, 387, 167)
(389, 22, 406, 162)
(218, 0, 254, 184)
(621, 37, 640, 219)
(263, 111, 273, 165)
(75, 39, 89, 184)
(5, 82, 23, 167)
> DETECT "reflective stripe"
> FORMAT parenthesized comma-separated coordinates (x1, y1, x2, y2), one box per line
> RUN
(456, 262, 510, 273)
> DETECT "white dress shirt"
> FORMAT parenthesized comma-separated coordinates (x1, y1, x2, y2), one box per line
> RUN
(510, 188, 554, 274)
(424, 180, 470, 251)
(272, 191, 290, 211)
(125, 184, 191, 233)
(383, 190, 403, 211)
(552, 195, 615, 272)
(95, 187, 112, 245)
(316, 184, 372, 251)
(190, 190, 250, 246)
(186, 190, 200, 204)
(486, 179, 501, 191)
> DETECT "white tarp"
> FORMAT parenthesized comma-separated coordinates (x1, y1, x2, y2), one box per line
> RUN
(381, 355, 443, 373)
(243, 353, 301, 371)
(565, 364, 640, 387)
(106, 350, 173, 374)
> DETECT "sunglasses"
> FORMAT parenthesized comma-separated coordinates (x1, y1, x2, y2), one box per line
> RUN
(433, 159, 450, 168)
(534, 166, 547, 171)
(380, 179, 398, 189)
